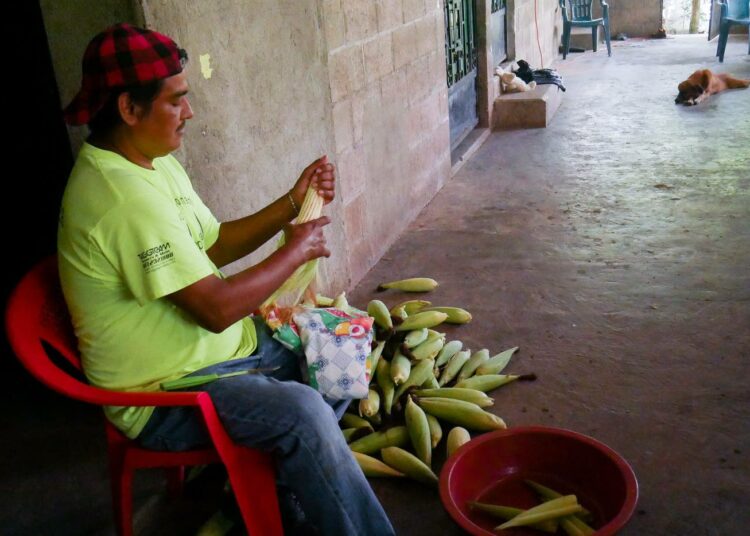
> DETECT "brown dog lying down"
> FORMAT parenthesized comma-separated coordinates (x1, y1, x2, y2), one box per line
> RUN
(675, 69, 750, 105)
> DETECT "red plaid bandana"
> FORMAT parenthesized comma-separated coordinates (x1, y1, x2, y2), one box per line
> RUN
(64, 23, 186, 126)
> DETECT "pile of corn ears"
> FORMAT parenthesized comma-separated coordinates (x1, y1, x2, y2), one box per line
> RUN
(328, 277, 535, 486)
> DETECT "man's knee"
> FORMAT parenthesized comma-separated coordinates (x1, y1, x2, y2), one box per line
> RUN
(282, 382, 340, 430)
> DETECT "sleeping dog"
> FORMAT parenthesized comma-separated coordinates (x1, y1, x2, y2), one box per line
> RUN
(675, 69, 749, 106)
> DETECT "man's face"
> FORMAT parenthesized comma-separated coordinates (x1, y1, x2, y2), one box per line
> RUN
(132, 71, 193, 158)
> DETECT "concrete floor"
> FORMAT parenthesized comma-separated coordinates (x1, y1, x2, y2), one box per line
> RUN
(349, 34, 750, 536)
(2, 34, 749, 536)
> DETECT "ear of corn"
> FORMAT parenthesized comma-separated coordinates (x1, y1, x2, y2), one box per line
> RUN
(435, 339, 463, 367)
(394, 359, 436, 400)
(405, 396, 432, 466)
(524, 480, 594, 522)
(358, 388, 380, 417)
(426, 413, 442, 449)
(498, 501, 583, 530)
(411, 336, 445, 361)
(348, 426, 408, 454)
(496, 505, 583, 530)
(364, 411, 382, 427)
(332, 291, 353, 312)
(455, 374, 519, 392)
(377, 278, 438, 292)
(513, 495, 579, 516)
(476, 346, 518, 375)
(297, 186, 325, 222)
(390, 350, 412, 385)
(468, 502, 522, 518)
(413, 387, 494, 407)
(315, 294, 334, 306)
(390, 304, 408, 320)
(421, 374, 441, 390)
(340, 412, 374, 431)
(367, 341, 385, 382)
(446, 426, 472, 457)
(394, 311, 448, 331)
(341, 427, 370, 443)
(390, 299, 432, 315)
(564, 516, 595, 535)
(367, 299, 393, 330)
(160, 367, 279, 390)
(262, 188, 324, 308)
(416, 397, 506, 431)
(439, 350, 471, 386)
(380, 446, 438, 486)
(422, 306, 472, 324)
(404, 328, 429, 348)
(352, 451, 405, 478)
(376, 359, 396, 415)
(457, 349, 490, 382)
(425, 329, 445, 343)
(467, 502, 557, 533)
(160, 373, 221, 391)
(560, 517, 588, 536)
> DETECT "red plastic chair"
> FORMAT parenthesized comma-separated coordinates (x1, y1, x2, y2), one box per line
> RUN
(5, 255, 283, 536)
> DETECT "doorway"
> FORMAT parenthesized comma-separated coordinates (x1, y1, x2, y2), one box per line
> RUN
(663, 0, 712, 34)
(445, 0, 479, 152)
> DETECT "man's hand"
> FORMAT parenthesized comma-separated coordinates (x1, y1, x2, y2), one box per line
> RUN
(283, 215, 331, 263)
(289, 155, 336, 211)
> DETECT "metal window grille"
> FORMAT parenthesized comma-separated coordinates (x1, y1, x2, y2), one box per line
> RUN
(444, 0, 477, 88)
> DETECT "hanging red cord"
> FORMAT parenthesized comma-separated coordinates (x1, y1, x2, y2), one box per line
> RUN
(534, 0, 544, 67)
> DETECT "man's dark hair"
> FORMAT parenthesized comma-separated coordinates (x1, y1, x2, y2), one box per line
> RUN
(87, 48, 188, 136)
(88, 80, 163, 136)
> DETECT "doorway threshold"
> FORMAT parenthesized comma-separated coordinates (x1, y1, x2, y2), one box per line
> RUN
(450, 127, 491, 177)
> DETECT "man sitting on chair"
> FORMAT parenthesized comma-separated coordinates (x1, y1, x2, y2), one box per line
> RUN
(58, 22, 394, 536)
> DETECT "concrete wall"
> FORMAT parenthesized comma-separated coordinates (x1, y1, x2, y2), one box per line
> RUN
(41, 0, 451, 294)
(321, 0, 452, 286)
(507, 0, 562, 69)
(140, 1, 352, 291)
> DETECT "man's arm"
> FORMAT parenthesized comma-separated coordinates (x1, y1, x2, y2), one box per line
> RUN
(206, 193, 297, 268)
(206, 156, 336, 268)
(169, 216, 330, 333)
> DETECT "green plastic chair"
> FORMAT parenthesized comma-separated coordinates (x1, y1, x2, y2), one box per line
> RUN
(560, 0, 612, 59)
(716, 0, 750, 62)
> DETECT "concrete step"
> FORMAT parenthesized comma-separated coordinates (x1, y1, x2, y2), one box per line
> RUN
(492, 83, 564, 129)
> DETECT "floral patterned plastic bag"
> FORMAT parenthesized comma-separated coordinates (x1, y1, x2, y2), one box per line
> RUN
(291, 308, 374, 400)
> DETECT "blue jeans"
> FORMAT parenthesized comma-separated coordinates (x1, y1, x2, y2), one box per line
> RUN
(138, 318, 394, 536)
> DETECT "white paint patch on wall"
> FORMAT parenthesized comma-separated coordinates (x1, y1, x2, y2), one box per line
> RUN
(199, 53, 213, 79)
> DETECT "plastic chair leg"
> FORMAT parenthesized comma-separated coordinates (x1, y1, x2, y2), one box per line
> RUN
(717, 24, 729, 62)
(226, 447, 283, 536)
(165, 466, 185, 497)
(196, 393, 283, 535)
(563, 24, 571, 59)
(108, 454, 134, 536)
(604, 21, 612, 56)
(592, 26, 598, 52)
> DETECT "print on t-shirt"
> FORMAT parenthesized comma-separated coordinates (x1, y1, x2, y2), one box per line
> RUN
(138, 242, 175, 273)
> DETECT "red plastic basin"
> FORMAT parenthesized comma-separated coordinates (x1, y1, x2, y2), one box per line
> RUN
(440, 426, 638, 535)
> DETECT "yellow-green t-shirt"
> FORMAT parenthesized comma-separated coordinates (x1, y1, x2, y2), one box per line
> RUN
(58, 143, 257, 438)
